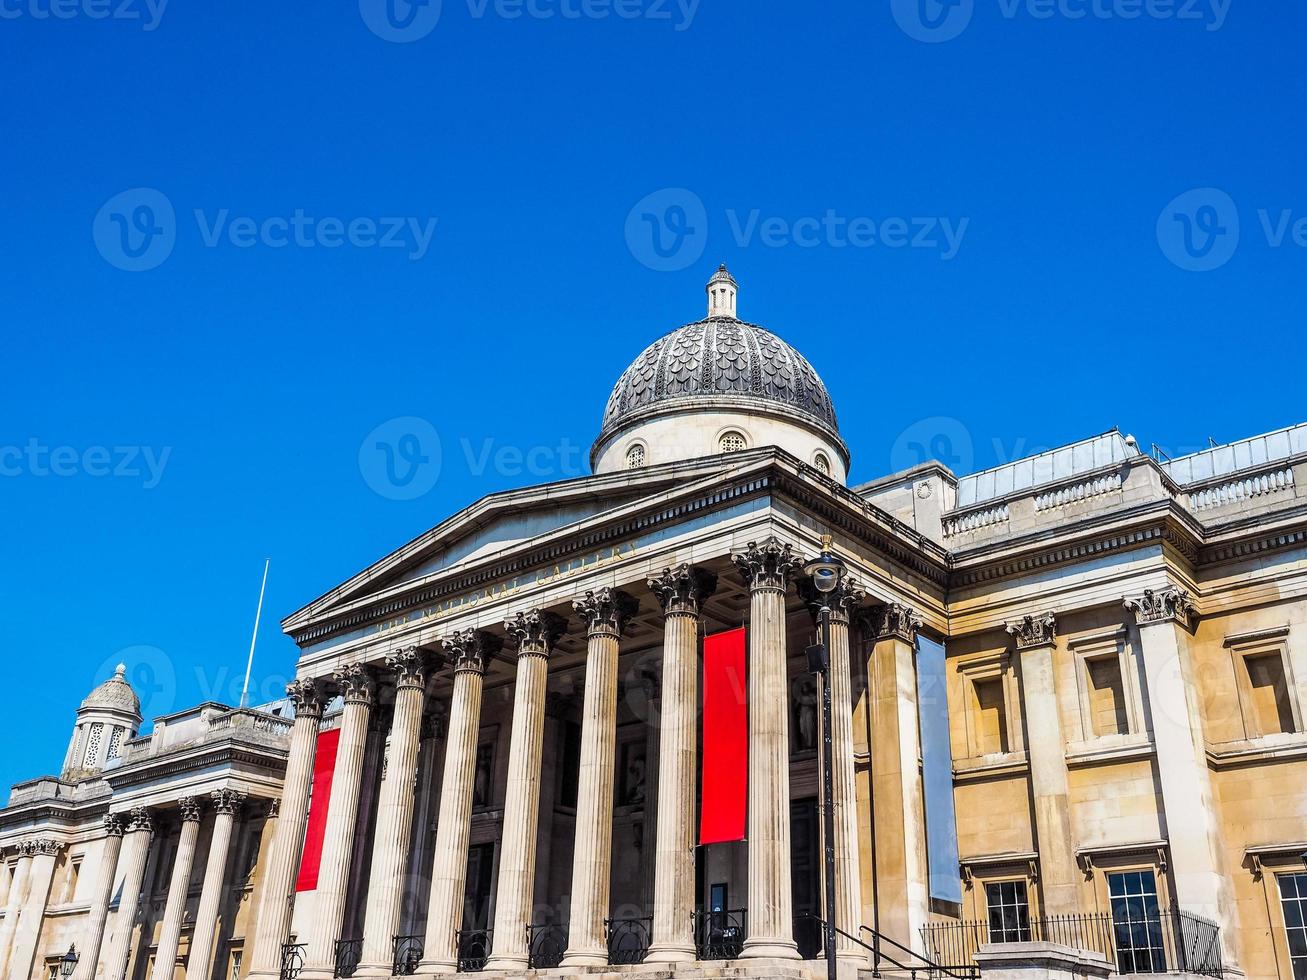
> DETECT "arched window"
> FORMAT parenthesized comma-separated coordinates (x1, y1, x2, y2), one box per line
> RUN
(626, 444, 646, 469)
(813, 452, 831, 476)
(719, 431, 747, 454)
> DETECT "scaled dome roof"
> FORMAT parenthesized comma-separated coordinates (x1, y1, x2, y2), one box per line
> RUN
(80, 663, 142, 716)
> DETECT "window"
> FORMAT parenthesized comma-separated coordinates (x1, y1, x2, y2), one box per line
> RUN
(1280, 873, 1307, 979)
(106, 726, 124, 761)
(1086, 656, 1129, 737)
(229, 949, 244, 980)
(957, 653, 1018, 760)
(63, 857, 82, 903)
(46, 962, 59, 980)
(719, 431, 747, 453)
(1245, 653, 1295, 735)
(626, 444, 645, 469)
(985, 881, 1031, 943)
(1108, 870, 1165, 974)
(1227, 627, 1302, 739)
(813, 452, 831, 476)
(82, 722, 104, 767)
(972, 679, 1009, 754)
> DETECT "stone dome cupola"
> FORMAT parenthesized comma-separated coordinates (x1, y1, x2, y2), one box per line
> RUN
(591, 266, 849, 481)
(62, 663, 143, 779)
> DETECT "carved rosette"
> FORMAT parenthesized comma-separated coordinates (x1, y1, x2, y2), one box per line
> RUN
(211, 789, 246, 816)
(504, 609, 568, 659)
(442, 629, 503, 675)
(127, 807, 154, 835)
(1124, 587, 1197, 629)
(333, 664, 377, 706)
(1005, 612, 1057, 650)
(572, 588, 639, 638)
(865, 602, 923, 644)
(799, 574, 866, 626)
(386, 646, 434, 691)
(177, 797, 203, 823)
(286, 678, 328, 718)
(732, 536, 803, 593)
(103, 813, 127, 837)
(647, 563, 718, 618)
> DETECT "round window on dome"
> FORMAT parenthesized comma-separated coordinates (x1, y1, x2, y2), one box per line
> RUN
(813, 452, 831, 475)
(626, 444, 646, 469)
(720, 431, 747, 454)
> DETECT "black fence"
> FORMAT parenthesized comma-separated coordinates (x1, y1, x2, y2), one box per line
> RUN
(604, 917, 652, 965)
(455, 929, 491, 973)
(921, 909, 1224, 977)
(527, 924, 568, 969)
(391, 935, 423, 977)
(279, 943, 306, 980)
(694, 908, 747, 960)
(333, 938, 362, 979)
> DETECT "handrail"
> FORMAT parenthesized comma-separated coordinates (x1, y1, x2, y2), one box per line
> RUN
(799, 914, 977, 979)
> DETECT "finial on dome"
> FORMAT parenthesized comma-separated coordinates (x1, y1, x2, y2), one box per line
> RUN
(115, 663, 127, 678)
(706, 263, 738, 319)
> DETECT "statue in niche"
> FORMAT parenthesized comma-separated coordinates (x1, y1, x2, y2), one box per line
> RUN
(791, 673, 818, 753)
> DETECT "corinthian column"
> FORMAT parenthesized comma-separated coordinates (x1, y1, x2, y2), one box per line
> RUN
(356, 648, 435, 979)
(76, 815, 126, 980)
(733, 537, 803, 960)
(152, 799, 204, 980)
(247, 679, 326, 980)
(416, 630, 502, 977)
(644, 565, 716, 965)
(485, 611, 568, 973)
(185, 790, 245, 980)
(560, 588, 639, 968)
(801, 573, 866, 967)
(301, 666, 376, 980)
(10, 838, 65, 980)
(105, 808, 156, 980)
(0, 842, 35, 978)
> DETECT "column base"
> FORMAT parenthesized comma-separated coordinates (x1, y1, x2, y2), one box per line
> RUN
(352, 963, 395, 979)
(643, 942, 696, 964)
(481, 954, 528, 973)
(558, 947, 609, 968)
(740, 937, 801, 960)
(296, 968, 336, 980)
(413, 959, 458, 977)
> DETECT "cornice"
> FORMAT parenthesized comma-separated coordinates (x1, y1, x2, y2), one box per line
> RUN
(102, 743, 288, 791)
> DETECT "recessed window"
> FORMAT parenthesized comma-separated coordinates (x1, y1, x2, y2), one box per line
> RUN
(719, 431, 747, 453)
(1245, 653, 1295, 735)
(1086, 656, 1129, 737)
(985, 881, 1031, 943)
(813, 452, 831, 475)
(626, 444, 646, 469)
(1108, 871, 1165, 974)
(1279, 873, 1307, 979)
(972, 679, 1009, 754)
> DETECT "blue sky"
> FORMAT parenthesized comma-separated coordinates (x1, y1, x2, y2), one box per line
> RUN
(2, 0, 1304, 790)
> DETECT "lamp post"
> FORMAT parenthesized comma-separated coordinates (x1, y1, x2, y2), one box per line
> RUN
(804, 536, 846, 980)
(60, 946, 78, 979)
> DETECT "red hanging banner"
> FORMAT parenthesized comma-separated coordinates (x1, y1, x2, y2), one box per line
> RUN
(700, 626, 748, 845)
(295, 727, 340, 892)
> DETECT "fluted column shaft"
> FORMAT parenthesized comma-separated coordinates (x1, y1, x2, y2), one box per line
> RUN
(9, 839, 63, 980)
(247, 681, 326, 980)
(152, 800, 204, 980)
(76, 818, 125, 980)
(418, 631, 500, 976)
(185, 792, 244, 980)
(0, 848, 34, 978)
(646, 566, 715, 964)
(302, 667, 376, 980)
(357, 650, 432, 978)
(826, 611, 864, 962)
(104, 811, 155, 980)
(486, 612, 566, 972)
(734, 538, 802, 960)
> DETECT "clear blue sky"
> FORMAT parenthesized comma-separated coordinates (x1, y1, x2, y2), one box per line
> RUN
(2, 0, 1303, 791)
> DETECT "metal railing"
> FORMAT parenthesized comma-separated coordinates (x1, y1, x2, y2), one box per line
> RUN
(333, 938, 362, 978)
(791, 914, 978, 979)
(279, 943, 307, 980)
(391, 935, 423, 977)
(694, 908, 746, 960)
(604, 916, 652, 965)
(920, 909, 1224, 978)
(527, 924, 567, 969)
(455, 929, 491, 973)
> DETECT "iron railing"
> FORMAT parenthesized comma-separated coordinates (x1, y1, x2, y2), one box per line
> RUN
(455, 929, 491, 973)
(793, 915, 978, 979)
(333, 938, 362, 979)
(604, 916, 652, 965)
(526, 924, 567, 969)
(694, 908, 746, 960)
(920, 909, 1224, 978)
(391, 935, 423, 977)
(279, 943, 306, 980)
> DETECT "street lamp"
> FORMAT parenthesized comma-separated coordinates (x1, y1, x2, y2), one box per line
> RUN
(59, 946, 78, 978)
(804, 535, 846, 980)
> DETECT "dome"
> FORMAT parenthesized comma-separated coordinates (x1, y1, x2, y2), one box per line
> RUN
(81, 663, 141, 715)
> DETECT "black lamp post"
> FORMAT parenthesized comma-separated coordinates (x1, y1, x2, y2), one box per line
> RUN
(60, 946, 78, 978)
(804, 535, 846, 980)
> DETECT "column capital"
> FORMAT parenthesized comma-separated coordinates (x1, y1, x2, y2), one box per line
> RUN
(572, 588, 638, 638)
(126, 807, 154, 835)
(29, 838, 65, 857)
(1006, 612, 1057, 650)
(265, 797, 281, 819)
(648, 564, 717, 617)
(732, 536, 802, 593)
(1124, 587, 1196, 629)
(860, 602, 923, 644)
(332, 664, 377, 706)
(385, 646, 435, 690)
(177, 797, 203, 823)
(211, 789, 246, 816)
(442, 628, 503, 675)
(504, 609, 568, 657)
(799, 574, 865, 626)
(287, 678, 328, 718)
(104, 813, 127, 837)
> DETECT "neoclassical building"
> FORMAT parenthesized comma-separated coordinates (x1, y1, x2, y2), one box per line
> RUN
(4, 266, 1307, 980)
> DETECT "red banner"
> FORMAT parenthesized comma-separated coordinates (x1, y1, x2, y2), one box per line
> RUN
(295, 727, 340, 892)
(700, 627, 748, 845)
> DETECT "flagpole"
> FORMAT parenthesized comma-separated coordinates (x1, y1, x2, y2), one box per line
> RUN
(240, 559, 270, 709)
